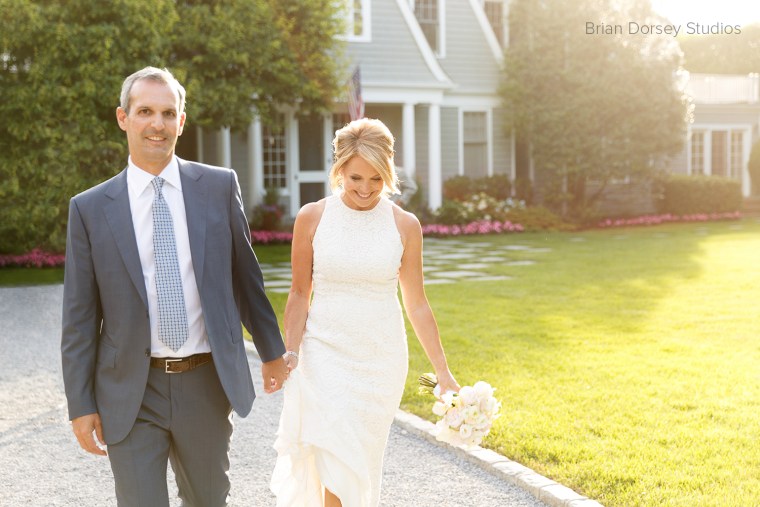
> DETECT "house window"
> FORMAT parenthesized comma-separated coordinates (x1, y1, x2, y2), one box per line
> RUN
(463, 112, 488, 178)
(263, 114, 287, 189)
(415, 0, 440, 53)
(690, 132, 704, 175)
(730, 131, 743, 179)
(483, 0, 504, 46)
(343, 0, 370, 41)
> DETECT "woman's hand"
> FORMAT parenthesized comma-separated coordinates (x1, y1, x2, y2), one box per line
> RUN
(435, 369, 460, 395)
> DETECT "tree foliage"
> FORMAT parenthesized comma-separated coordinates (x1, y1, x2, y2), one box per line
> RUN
(679, 23, 760, 74)
(501, 0, 692, 217)
(0, 0, 343, 253)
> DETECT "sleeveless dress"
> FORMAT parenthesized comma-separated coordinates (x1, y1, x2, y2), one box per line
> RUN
(270, 193, 408, 507)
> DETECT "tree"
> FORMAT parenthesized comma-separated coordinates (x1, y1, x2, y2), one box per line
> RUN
(0, 0, 343, 253)
(171, 0, 344, 130)
(679, 23, 760, 74)
(501, 0, 692, 217)
(0, 0, 178, 253)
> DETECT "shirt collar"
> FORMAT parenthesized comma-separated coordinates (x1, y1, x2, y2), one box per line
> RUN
(127, 156, 182, 197)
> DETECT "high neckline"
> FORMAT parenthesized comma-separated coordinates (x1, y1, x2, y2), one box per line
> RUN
(337, 192, 383, 213)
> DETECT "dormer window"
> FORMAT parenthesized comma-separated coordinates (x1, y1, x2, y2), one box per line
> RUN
(483, 0, 505, 47)
(414, 0, 444, 56)
(344, 0, 371, 42)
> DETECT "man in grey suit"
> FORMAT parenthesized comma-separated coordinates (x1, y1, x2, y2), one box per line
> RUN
(61, 66, 289, 506)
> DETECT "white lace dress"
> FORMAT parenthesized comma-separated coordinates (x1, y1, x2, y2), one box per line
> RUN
(271, 193, 408, 507)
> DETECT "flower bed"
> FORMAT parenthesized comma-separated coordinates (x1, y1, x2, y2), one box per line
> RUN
(422, 220, 524, 237)
(597, 211, 741, 228)
(2, 212, 745, 268)
(0, 249, 66, 268)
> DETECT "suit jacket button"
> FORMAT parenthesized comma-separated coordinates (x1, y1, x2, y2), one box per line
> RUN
(145, 348, 150, 357)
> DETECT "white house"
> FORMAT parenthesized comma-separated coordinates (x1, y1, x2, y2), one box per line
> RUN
(670, 72, 760, 197)
(176, 0, 513, 218)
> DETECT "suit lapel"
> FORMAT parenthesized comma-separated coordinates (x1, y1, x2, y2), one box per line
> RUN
(178, 159, 208, 291)
(103, 169, 149, 309)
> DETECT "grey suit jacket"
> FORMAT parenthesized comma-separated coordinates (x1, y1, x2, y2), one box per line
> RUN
(61, 158, 285, 444)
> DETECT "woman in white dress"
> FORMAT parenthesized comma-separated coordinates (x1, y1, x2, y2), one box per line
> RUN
(270, 118, 460, 507)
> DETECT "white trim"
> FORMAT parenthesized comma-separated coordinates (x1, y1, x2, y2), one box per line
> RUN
(441, 94, 501, 108)
(361, 86, 446, 105)
(467, 0, 504, 62)
(394, 0, 452, 85)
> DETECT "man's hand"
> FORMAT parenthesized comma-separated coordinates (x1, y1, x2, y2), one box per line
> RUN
(261, 356, 289, 394)
(72, 413, 107, 456)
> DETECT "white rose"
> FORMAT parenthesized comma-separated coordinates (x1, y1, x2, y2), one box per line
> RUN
(432, 401, 447, 417)
(445, 407, 464, 428)
(459, 424, 473, 440)
(433, 384, 441, 398)
(458, 386, 477, 405)
(473, 381, 494, 399)
(464, 406, 482, 425)
(441, 391, 456, 407)
(480, 396, 498, 414)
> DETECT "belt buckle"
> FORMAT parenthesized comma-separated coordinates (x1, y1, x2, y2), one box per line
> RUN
(165, 358, 183, 374)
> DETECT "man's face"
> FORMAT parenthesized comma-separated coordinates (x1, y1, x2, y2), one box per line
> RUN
(116, 79, 185, 173)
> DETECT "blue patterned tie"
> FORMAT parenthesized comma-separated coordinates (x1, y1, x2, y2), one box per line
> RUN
(152, 177, 189, 352)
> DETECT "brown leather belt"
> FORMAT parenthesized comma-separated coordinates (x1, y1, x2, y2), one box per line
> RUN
(150, 353, 212, 374)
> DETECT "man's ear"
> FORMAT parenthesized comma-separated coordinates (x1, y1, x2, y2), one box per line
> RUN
(116, 107, 128, 132)
(178, 111, 187, 136)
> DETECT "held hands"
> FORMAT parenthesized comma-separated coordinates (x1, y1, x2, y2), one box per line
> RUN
(283, 350, 299, 372)
(72, 413, 107, 456)
(262, 356, 289, 394)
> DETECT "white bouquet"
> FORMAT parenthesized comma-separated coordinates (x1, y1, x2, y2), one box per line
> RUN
(418, 373, 501, 448)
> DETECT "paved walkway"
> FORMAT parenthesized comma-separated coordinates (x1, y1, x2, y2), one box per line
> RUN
(0, 285, 549, 506)
(260, 238, 552, 293)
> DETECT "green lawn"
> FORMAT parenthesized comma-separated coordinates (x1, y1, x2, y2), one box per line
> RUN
(5, 220, 758, 505)
(262, 219, 760, 507)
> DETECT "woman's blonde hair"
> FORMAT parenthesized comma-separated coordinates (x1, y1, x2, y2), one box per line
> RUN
(329, 118, 400, 196)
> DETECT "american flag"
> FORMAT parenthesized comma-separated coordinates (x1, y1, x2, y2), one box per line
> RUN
(347, 66, 364, 121)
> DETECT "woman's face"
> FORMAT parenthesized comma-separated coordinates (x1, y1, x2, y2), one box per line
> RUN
(341, 156, 384, 210)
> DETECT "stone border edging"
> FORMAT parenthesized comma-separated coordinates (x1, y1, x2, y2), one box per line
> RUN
(393, 410, 605, 507)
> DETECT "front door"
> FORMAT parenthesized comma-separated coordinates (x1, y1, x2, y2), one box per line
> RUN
(290, 113, 331, 216)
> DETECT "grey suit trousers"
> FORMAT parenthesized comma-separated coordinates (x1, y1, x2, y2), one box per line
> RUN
(107, 361, 233, 507)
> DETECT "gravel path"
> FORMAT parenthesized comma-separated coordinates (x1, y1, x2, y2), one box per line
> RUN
(0, 285, 547, 506)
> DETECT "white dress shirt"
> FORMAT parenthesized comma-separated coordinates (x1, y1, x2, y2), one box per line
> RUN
(126, 156, 210, 358)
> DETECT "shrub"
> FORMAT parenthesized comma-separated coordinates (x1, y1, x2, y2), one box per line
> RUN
(443, 174, 512, 201)
(250, 186, 284, 231)
(657, 174, 742, 215)
(433, 200, 472, 225)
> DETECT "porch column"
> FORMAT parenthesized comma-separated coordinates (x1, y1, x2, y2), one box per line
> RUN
(287, 110, 300, 217)
(428, 103, 442, 210)
(323, 114, 334, 196)
(248, 115, 264, 206)
(704, 130, 712, 176)
(219, 127, 231, 168)
(402, 102, 416, 178)
(196, 126, 204, 163)
(742, 128, 752, 197)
